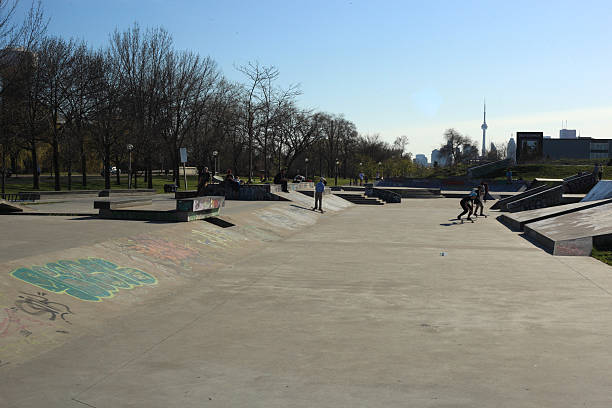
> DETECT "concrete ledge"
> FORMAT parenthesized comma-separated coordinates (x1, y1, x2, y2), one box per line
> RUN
(491, 184, 550, 210)
(98, 189, 156, 197)
(506, 186, 564, 213)
(99, 207, 220, 222)
(94, 198, 153, 210)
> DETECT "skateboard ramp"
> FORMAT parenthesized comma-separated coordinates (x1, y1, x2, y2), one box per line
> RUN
(581, 180, 612, 202)
(523, 202, 612, 255)
(498, 198, 612, 231)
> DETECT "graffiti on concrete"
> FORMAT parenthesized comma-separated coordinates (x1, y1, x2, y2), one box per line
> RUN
(192, 229, 241, 248)
(119, 237, 199, 266)
(10, 258, 157, 302)
(15, 292, 73, 324)
(0, 307, 54, 338)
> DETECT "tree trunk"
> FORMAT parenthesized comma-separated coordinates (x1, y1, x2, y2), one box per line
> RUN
(104, 143, 111, 190)
(115, 166, 121, 185)
(67, 160, 72, 191)
(31, 139, 39, 189)
(80, 135, 87, 187)
(1, 143, 5, 197)
(147, 156, 153, 189)
(52, 134, 61, 191)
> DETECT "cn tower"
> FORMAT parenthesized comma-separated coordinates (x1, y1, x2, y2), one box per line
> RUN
(481, 100, 488, 157)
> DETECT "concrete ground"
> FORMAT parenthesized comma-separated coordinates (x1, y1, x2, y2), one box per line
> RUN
(2, 198, 612, 407)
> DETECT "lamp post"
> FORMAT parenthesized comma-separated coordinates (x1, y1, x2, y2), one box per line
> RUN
(335, 159, 340, 186)
(212, 150, 218, 176)
(378, 161, 382, 180)
(305, 157, 309, 180)
(127, 144, 134, 189)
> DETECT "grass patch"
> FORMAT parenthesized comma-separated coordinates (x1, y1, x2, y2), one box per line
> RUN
(591, 248, 612, 267)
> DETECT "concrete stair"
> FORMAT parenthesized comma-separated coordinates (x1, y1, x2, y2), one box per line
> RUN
(334, 193, 384, 205)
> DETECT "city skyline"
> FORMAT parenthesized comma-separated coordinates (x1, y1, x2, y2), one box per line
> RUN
(22, 0, 612, 158)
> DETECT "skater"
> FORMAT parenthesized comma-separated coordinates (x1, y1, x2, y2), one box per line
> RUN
(473, 185, 487, 218)
(313, 177, 325, 213)
(457, 191, 476, 223)
(480, 181, 489, 203)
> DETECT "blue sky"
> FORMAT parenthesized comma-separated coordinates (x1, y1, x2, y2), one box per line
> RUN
(22, 0, 612, 161)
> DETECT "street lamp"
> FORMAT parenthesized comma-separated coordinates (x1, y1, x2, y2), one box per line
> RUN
(305, 157, 309, 180)
(127, 144, 134, 189)
(335, 159, 340, 186)
(378, 161, 382, 180)
(212, 150, 218, 176)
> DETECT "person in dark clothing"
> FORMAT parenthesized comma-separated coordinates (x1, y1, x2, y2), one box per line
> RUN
(196, 166, 211, 196)
(599, 164, 604, 181)
(480, 181, 489, 203)
(224, 169, 240, 192)
(457, 192, 476, 223)
(274, 169, 288, 192)
(473, 186, 487, 218)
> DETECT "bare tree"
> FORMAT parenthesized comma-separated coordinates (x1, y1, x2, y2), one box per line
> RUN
(393, 135, 409, 157)
(38, 36, 76, 190)
(236, 61, 279, 183)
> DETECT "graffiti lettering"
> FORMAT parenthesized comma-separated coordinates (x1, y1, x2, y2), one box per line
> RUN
(10, 258, 157, 302)
(15, 292, 73, 324)
(119, 238, 199, 266)
(0, 307, 54, 338)
(191, 229, 238, 248)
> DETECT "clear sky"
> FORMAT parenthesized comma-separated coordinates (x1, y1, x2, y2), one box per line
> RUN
(20, 0, 612, 161)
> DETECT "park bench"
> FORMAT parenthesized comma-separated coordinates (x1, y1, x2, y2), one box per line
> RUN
(1, 192, 40, 202)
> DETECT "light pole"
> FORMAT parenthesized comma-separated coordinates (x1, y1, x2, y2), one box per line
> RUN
(127, 144, 134, 189)
(305, 157, 309, 180)
(212, 150, 218, 176)
(378, 161, 382, 180)
(335, 159, 340, 186)
(359, 162, 363, 185)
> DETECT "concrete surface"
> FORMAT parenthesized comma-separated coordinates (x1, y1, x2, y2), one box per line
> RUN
(582, 180, 612, 202)
(524, 202, 612, 256)
(2, 199, 612, 407)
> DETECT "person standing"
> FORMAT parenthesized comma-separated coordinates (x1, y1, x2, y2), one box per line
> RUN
(506, 169, 512, 184)
(359, 172, 364, 186)
(598, 163, 604, 180)
(313, 177, 326, 213)
(196, 166, 211, 196)
(473, 185, 487, 218)
(274, 169, 288, 192)
(480, 181, 489, 203)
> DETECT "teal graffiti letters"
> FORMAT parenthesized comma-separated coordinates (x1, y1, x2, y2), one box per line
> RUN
(10, 258, 157, 302)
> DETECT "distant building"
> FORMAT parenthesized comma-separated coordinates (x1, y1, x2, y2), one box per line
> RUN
(560, 129, 577, 139)
(414, 154, 428, 166)
(515, 131, 612, 162)
(507, 137, 516, 164)
(431, 149, 447, 166)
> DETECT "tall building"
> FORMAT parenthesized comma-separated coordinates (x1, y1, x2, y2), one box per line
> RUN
(481, 100, 488, 157)
(431, 149, 447, 166)
(507, 137, 516, 163)
(414, 154, 428, 166)
(560, 129, 577, 139)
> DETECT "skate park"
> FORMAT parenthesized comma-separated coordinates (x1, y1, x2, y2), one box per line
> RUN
(3, 172, 612, 408)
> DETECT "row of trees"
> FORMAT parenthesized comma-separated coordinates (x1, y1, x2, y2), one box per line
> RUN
(0, 2, 420, 192)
